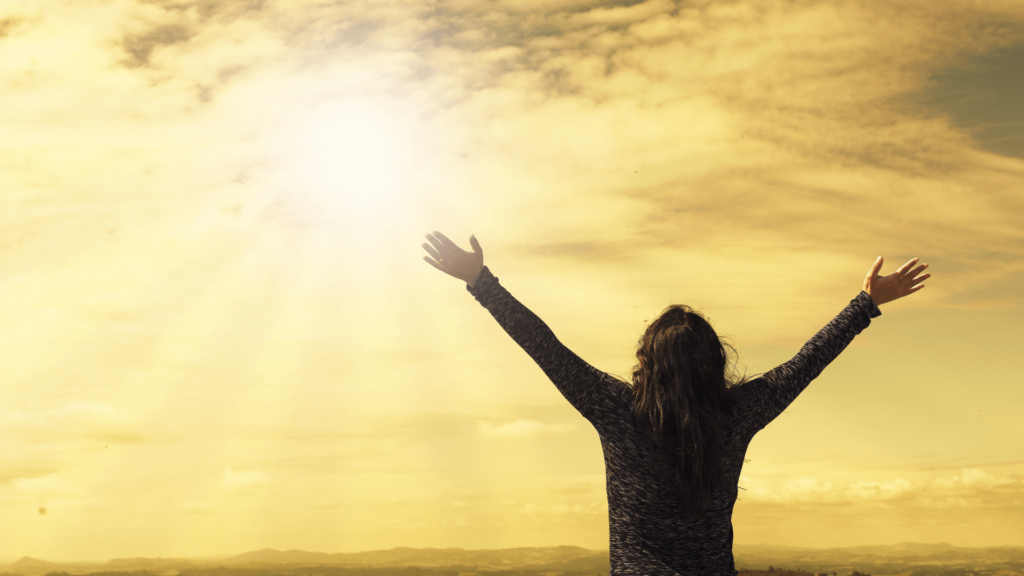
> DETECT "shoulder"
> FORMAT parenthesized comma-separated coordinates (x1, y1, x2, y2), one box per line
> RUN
(607, 374, 635, 403)
(584, 374, 637, 427)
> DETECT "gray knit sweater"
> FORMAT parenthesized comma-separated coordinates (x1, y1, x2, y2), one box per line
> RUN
(467, 266, 882, 576)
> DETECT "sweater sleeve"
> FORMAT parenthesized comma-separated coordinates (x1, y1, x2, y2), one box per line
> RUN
(467, 266, 614, 421)
(738, 291, 881, 433)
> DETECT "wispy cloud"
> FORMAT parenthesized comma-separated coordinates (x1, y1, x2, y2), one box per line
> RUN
(740, 468, 1024, 507)
(1, 474, 86, 502)
(568, 0, 675, 26)
(121, 23, 196, 67)
(1, 402, 144, 444)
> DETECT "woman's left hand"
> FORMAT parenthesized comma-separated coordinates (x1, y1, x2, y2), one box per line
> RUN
(422, 231, 484, 288)
(862, 256, 930, 306)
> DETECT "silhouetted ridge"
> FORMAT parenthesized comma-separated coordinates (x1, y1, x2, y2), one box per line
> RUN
(3, 544, 1024, 576)
(12, 560, 57, 568)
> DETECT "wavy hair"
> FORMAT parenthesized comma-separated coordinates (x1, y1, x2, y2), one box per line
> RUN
(629, 304, 752, 517)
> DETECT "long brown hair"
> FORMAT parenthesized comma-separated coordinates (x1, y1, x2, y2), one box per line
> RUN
(630, 304, 751, 517)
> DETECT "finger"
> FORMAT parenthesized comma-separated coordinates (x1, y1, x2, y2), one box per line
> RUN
(469, 234, 481, 254)
(422, 242, 442, 261)
(902, 263, 928, 280)
(894, 257, 919, 275)
(425, 233, 450, 256)
(423, 255, 447, 273)
(907, 283, 926, 294)
(907, 273, 930, 287)
(432, 230, 463, 254)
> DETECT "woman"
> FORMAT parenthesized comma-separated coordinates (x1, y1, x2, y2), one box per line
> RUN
(421, 231, 930, 576)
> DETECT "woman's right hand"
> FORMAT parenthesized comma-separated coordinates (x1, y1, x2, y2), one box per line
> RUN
(863, 256, 930, 306)
(422, 231, 484, 288)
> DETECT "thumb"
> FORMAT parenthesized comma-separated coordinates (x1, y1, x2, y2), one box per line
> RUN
(869, 256, 883, 277)
(469, 234, 481, 253)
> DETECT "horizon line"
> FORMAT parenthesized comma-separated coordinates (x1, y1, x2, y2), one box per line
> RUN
(5, 540, 1024, 565)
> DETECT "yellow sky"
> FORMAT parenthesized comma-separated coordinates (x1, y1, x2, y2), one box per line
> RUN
(2, 0, 1023, 562)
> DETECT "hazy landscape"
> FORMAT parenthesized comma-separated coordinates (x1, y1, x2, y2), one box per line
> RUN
(3, 543, 1023, 576)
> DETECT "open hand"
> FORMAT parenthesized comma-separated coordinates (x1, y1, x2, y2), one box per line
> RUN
(422, 231, 484, 288)
(863, 256, 930, 306)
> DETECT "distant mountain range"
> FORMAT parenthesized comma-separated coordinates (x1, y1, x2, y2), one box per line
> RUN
(0, 546, 607, 575)
(2, 543, 1023, 576)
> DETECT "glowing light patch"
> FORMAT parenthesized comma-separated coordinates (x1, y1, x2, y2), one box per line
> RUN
(268, 99, 419, 230)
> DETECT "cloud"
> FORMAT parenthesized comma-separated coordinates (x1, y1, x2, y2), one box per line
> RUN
(569, 0, 675, 26)
(1, 474, 86, 503)
(223, 468, 271, 488)
(843, 478, 916, 501)
(0, 17, 21, 38)
(741, 475, 917, 505)
(0, 473, 110, 513)
(498, 0, 601, 14)
(740, 468, 1024, 507)
(916, 468, 1024, 509)
(1, 402, 144, 444)
(956, 467, 1000, 488)
(122, 23, 195, 67)
(401, 0, 1024, 281)
(517, 239, 636, 262)
(147, 0, 266, 21)
(478, 419, 578, 438)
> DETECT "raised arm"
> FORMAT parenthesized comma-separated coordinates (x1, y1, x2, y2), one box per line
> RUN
(739, 256, 930, 433)
(466, 267, 610, 416)
(421, 232, 611, 419)
(739, 290, 880, 432)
